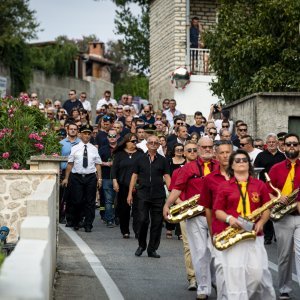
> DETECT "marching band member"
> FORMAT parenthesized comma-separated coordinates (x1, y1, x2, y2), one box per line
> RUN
(268, 133, 300, 300)
(214, 149, 275, 300)
(163, 136, 219, 299)
(202, 140, 233, 299)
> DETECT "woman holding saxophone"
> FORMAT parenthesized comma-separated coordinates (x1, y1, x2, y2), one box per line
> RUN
(213, 149, 275, 300)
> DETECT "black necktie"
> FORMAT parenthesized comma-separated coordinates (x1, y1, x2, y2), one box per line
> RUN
(83, 145, 88, 168)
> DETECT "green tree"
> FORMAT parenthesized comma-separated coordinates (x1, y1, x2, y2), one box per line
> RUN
(204, 0, 300, 103)
(0, 0, 39, 95)
(113, 0, 150, 73)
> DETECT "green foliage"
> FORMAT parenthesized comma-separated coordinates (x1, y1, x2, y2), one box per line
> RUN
(114, 74, 149, 100)
(0, 0, 39, 95)
(113, 1, 150, 73)
(204, 0, 300, 103)
(0, 98, 61, 170)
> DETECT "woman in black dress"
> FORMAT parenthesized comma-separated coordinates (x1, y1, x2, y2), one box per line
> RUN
(111, 133, 143, 238)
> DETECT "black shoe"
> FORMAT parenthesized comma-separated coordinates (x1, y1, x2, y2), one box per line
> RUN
(114, 217, 120, 226)
(264, 239, 272, 245)
(148, 251, 160, 258)
(279, 293, 290, 299)
(85, 227, 92, 233)
(135, 246, 145, 257)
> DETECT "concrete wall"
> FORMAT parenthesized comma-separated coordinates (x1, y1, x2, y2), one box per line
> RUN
(149, 0, 218, 109)
(0, 179, 57, 300)
(30, 70, 114, 117)
(225, 92, 300, 139)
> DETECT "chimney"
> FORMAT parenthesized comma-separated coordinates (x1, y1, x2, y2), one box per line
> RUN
(88, 42, 104, 57)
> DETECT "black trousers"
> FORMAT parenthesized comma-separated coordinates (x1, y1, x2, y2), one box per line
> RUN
(264, 219, 275, 241)
(137, 195, 164, 253)
(70, 173, 97, 228)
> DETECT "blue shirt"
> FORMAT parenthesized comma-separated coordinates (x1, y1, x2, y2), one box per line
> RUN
(60, 137, 81, 169)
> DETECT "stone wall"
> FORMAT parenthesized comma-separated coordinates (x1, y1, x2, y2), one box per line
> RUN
(149, 0, 218, 108)
(0, 170, 57, 243)
(225, 92, 300, 139)
(30, 70, 114, 119)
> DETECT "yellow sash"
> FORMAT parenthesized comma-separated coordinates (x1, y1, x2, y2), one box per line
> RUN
(204, 162, 211, 176)
(281, 162, 296, 196)
(237, 182, 251, 217)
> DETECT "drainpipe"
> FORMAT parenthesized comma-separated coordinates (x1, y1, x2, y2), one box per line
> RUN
(186, 0, 190, 70)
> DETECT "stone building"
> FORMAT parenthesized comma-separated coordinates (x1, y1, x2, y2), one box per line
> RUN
(149, 0, 218, 115)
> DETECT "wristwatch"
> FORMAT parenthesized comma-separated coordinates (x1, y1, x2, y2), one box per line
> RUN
(225, 215, 232, 224)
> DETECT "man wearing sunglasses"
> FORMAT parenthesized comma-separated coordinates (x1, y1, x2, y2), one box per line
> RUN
(164, 136, 219, 299)
(232, 123, 248, 148)
(128, 135, 171, 259)
(99, 129, 119, 228)
(239, 135, 262, 165)
(63, 89, 83, 115)
(96, 90, 117, 111)
(140, 105, 155, 124)
(267, 133, 300, 300)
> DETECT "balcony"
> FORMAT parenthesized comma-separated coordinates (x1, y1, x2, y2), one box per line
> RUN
(189, 48, 213, 75)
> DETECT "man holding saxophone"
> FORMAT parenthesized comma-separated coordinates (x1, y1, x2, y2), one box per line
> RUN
(163, 136, 219, 300)
(268, 133, 300, 300)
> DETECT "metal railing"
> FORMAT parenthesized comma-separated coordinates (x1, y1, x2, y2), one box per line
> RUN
(190, 48, 213, 75)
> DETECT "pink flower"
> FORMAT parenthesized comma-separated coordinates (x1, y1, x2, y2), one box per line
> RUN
(34, 143, 44, 150)
(2, 152, 10, 159)
(52, 153, 59, 157)
(29, 133, 42, 141)
(40, 132, 47, 136)
(12, 163, 20, 170)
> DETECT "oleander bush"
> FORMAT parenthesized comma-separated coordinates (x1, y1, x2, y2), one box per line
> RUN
(0, 97, 61, 169)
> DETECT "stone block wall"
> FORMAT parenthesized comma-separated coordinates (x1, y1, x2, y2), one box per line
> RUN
(149, 0, 218, 108)
(190, 0, 218, 31)
(225, 92, 300, 139)
(0, 170, 57, 243)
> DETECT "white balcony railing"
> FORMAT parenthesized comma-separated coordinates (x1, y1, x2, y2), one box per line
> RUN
(190, 48, 213, 75)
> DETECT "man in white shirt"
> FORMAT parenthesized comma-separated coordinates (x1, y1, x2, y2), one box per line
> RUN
(163, 99, 181, 127)
(62, 125, 102, 232)
(240, 135, 262, 165)
(79, 92, 92, 118)
(96, 90, 117, 110)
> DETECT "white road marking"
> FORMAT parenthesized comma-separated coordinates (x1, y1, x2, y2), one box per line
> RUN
(268, 260, 298, 283)
(60, 225, 124, 300)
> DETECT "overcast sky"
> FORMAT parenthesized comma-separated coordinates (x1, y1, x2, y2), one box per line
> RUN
(29, 0, 139, 44)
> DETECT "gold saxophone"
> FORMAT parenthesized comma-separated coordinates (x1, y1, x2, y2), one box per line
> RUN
(270, 188, 299, 221)
(167, 194, 204, 223)
(214, 173, 281, 251)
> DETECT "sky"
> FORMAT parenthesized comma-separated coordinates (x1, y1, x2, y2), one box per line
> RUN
(28, 0, 139, 44)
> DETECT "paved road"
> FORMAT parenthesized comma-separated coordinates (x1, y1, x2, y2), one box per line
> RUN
(54, 215, 300, 300)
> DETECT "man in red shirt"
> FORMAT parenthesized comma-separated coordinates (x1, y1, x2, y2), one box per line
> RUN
(201, 140, 233, 299)
(268, 133, 300, 300)
(163, 136, 219, 300)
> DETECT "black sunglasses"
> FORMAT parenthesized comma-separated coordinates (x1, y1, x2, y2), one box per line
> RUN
(285, 142, 299, 147)
(130, 140, 138, 144)
(234, 157, 248, 163)
(186, 148, 197, 153)
(108, 134, 117, 138)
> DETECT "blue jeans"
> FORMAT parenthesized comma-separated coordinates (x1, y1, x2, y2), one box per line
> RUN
(102, 179, 116, 223)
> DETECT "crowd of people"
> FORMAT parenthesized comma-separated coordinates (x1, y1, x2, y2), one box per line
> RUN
(19, 88, 300, 300)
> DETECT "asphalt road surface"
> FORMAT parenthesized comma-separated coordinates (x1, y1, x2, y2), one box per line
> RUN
(55, 215, 300, 300)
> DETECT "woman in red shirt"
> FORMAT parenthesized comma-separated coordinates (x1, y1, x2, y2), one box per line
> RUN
(214, 149, 275, 300)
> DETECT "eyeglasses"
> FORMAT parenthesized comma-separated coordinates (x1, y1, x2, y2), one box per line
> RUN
(68, 93, 75, 96)
(186, 148, 198, 153)
(238, 128, 247, 132)
(239, 143, 248, 147)
(254, 145, 263, 149)
(176, 122, 184, 126)
(59, 110, 65, 113)
(108, 134, 117, 138)
(201, 145, 213, 149)
(81, 96, 86, 99)
(209, 132, 217, 136)
(175, 148, 184, 152)
(234, 157, 248, 163)
(130, 140, 138, 144)
(147, 141, 160, 145)
(222, 125, 229, 128)
(285, 142, 299, 147)
(124, 109, 131, 112)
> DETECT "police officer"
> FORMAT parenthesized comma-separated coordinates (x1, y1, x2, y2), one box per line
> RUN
(62, 125, 102, 232)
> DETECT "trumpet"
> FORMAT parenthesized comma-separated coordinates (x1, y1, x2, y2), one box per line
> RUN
(167, 194, 204, 223)
(214, 173, 281, 251)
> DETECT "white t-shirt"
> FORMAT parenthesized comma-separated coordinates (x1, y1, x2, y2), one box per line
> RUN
(248, 148, 262, 165)
(96, 98, 117, 110)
